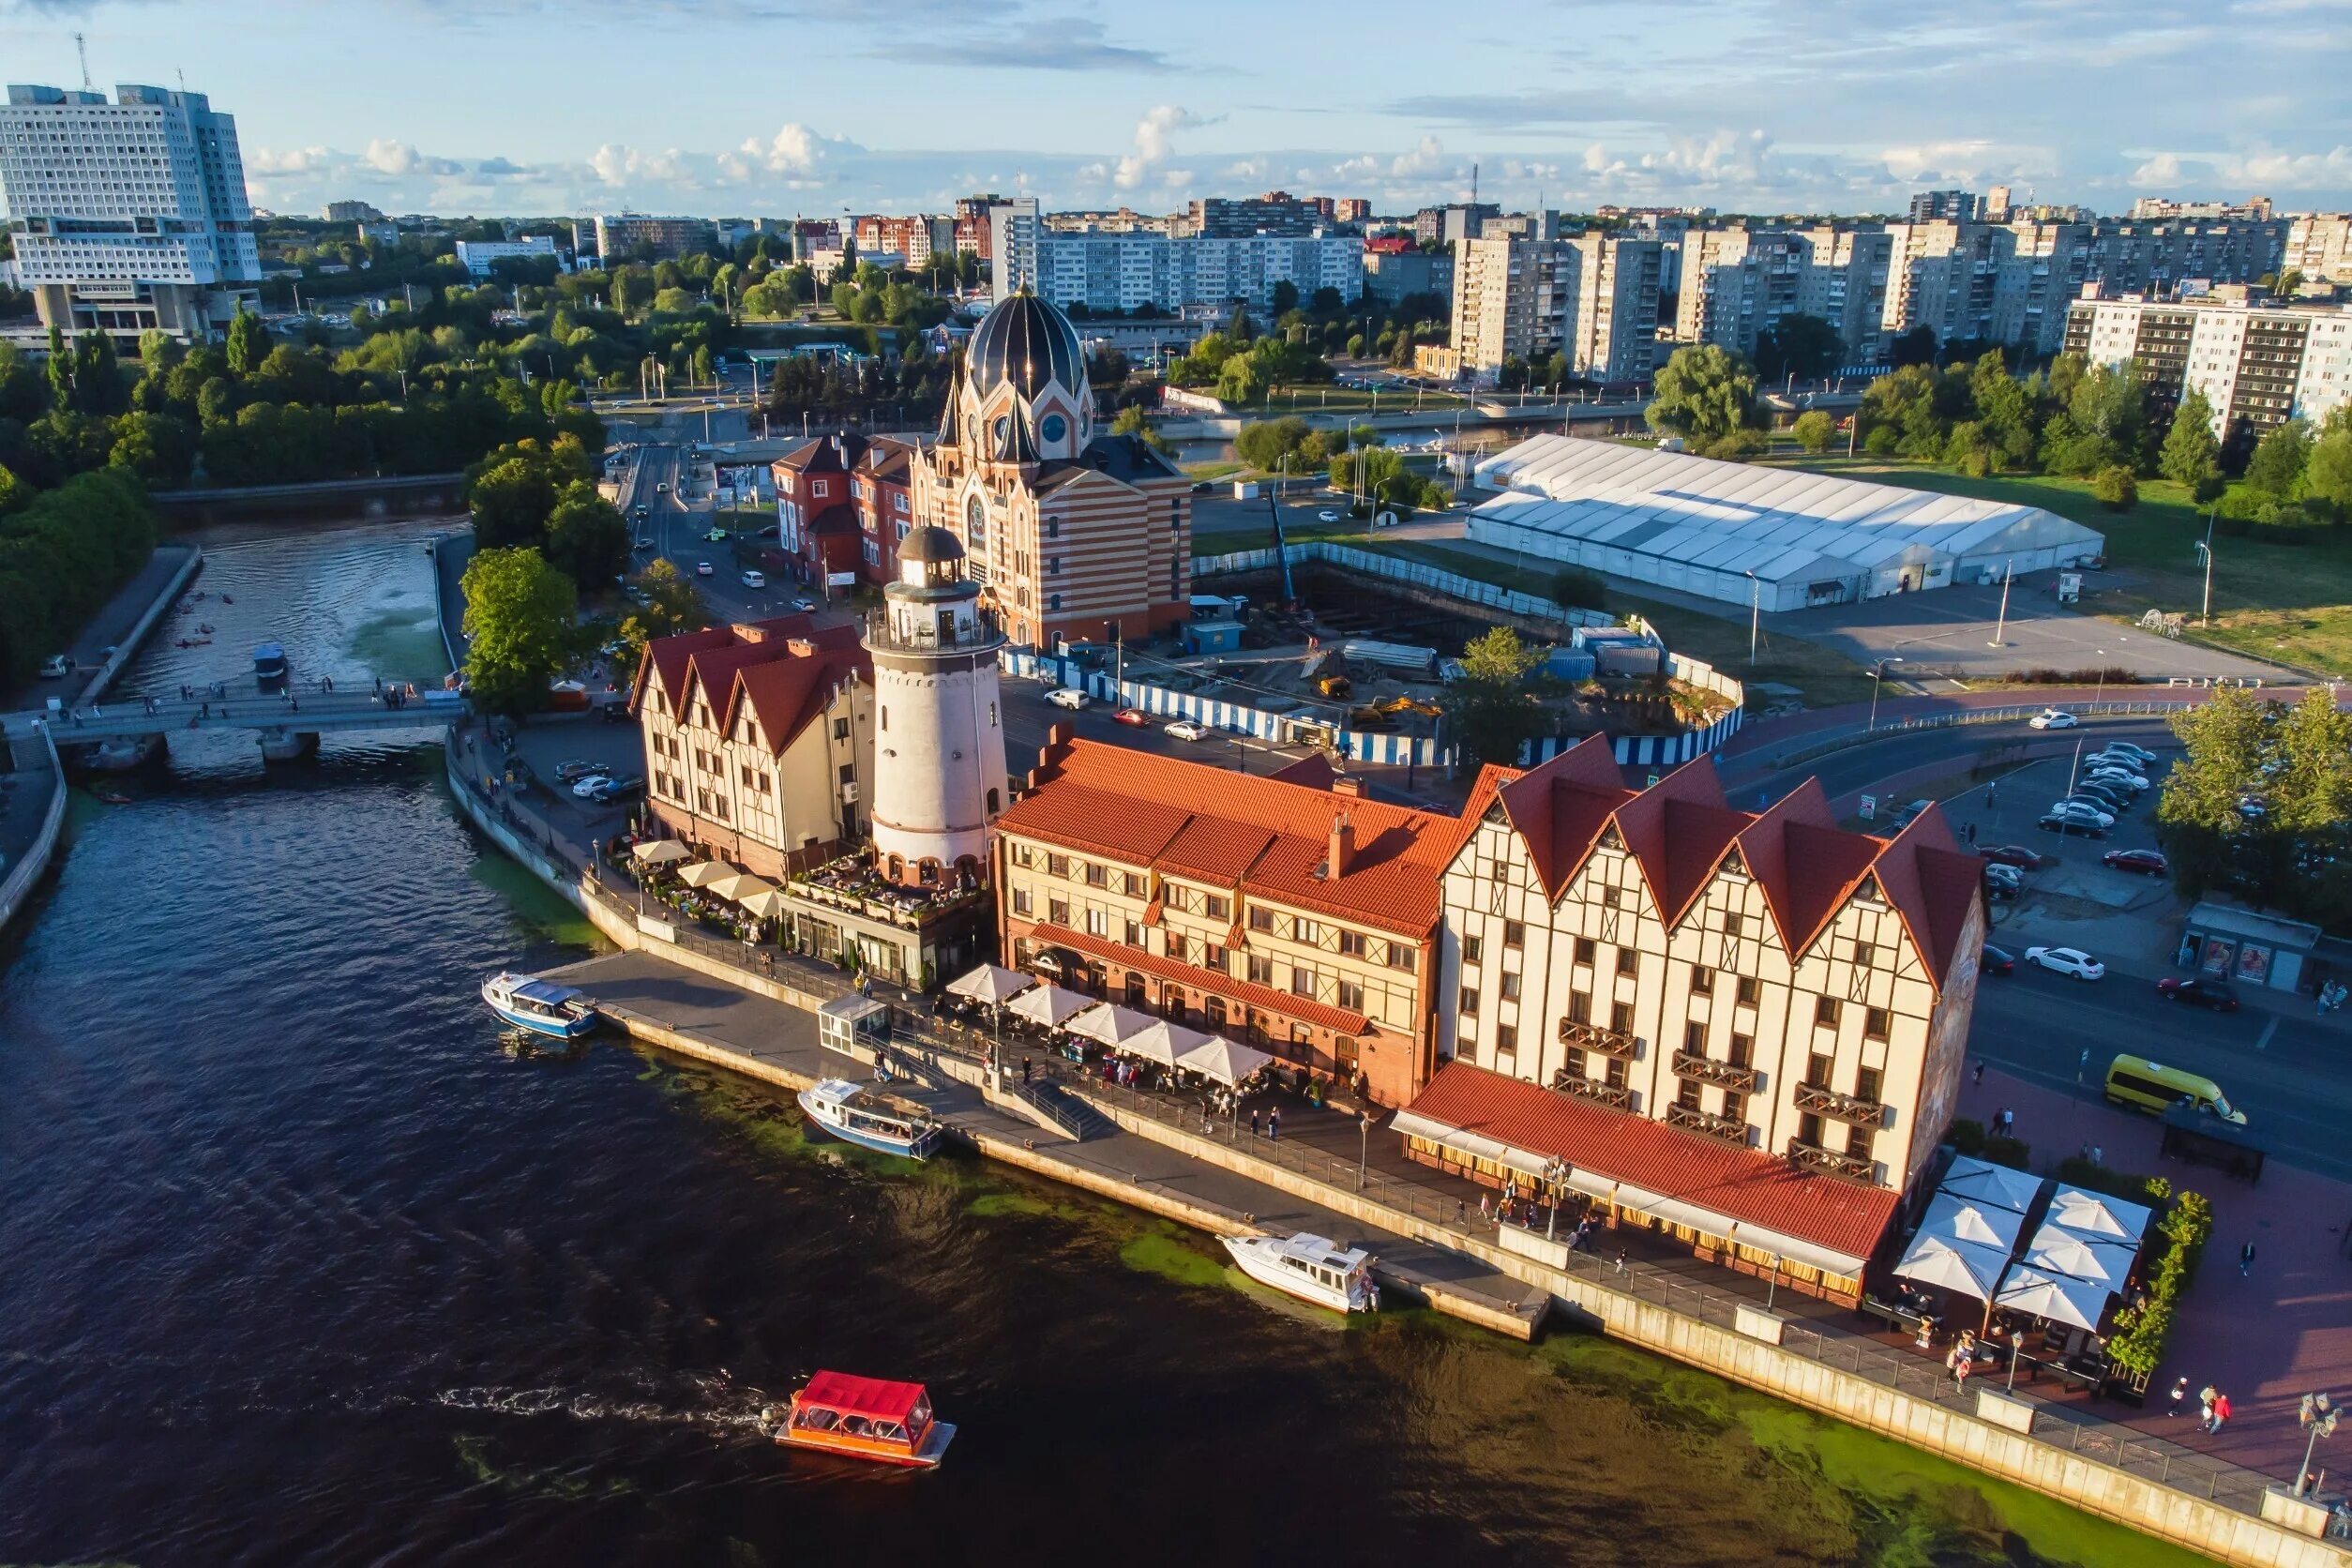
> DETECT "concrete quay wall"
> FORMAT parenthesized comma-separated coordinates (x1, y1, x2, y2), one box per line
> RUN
(0, 729, 67, 938)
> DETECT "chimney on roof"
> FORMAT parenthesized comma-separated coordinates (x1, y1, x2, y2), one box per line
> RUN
(731, 622, 768, 643)
(1328, 811, 1354, 879)
(787, 637, 816, 657)
(1331, 774, 1364, 797)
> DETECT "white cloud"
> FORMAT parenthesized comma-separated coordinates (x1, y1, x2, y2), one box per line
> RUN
(364, 138, 464, 178)
(249, 146, 331, 176)
(2128, 143, 2352, 190)
(589, 143, 687, 188)
(1115, 104, 1203, 188)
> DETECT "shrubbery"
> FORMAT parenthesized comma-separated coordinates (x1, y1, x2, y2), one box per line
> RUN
(0, 468, 157, 682)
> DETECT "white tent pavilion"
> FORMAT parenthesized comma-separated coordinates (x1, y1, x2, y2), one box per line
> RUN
(676, 861, 734, 889)
(1123, 1018, 1214, 1068)
(1937, 1155, 2045, 1215)
(707, 871, 778, 905)
(1921, 1193, 2025, 1255)
(945, 965, 1036, 1005)
(2022, 1224, 2138, 1291)
(2044, 1185, 2152, 1246)
(1063, 1003, 1163, 1051)
(1175, 1035, 1276, 1087)
(1893, 1231, 2012, 1301)
(1004, 983, 1094, 1027)
(1994, 1265, 2108, 1333)
(631, 838, 692, 866)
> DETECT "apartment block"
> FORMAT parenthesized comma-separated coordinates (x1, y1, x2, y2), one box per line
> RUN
(1019, 228, 1362, 315)
(2287, 214, 2352, 283)
(1450, 229, 1663, 384)
(2064, 291, 2352, 445)
(1674, 225, 1892, 364)
(593, 212, 717, 262)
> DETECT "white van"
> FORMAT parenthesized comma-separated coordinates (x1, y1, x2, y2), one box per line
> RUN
(1045, 687, 1090, 710)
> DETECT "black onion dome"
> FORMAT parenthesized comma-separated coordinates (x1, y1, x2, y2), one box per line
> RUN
(899, 524, 965, 564)
(969, 291, 1084, 400)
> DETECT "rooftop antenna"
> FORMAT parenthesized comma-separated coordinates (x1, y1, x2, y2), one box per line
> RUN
(1470, 160, 1479, 208)
(176, 68, 187, 92)
(74, 31, 91, 91)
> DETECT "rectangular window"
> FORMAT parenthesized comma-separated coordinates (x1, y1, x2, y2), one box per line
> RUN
(1564, 1046, 1588, 1079)
(1296, 918, 1321, 945)
(1856, 1065, 1883, 1104)
(1047, 853, 1068, 878)
(1500, 972, 1520, 1002)
(1798, 1111, 1824, 1147)
(1616, 948, 1637, 976)
(1459, 987, 1480, 1017)
(1845, 1125, 1875, 1163)
(1249, 907, 1274, 933)
(1602, 886, 1622, 909)
(1568, 990, 1591, 1024)
(1609, 1001, 1632, 1034)
(1084, 863, 1108, 887)
(1085, 908, 1108, 937)
(1503, 919, 1525, 949)
(1854, 942, 1877, 969)
(1248, 955, 1272, 985)
(1203, 943, 1226, 973)
(1495, 1022, 1516, 1056)
(1676, 1078, 1703, 1111)
(1205, 895, 1230, 920)
(1815, 995, 1841, 1029)
(833, 716, 850, 741)
(1806, 1052, 1834, 1089)
(1122, 919, 1141, 946)
(1690, 966, 1713, 996)
(1720, 1090, 1747, 1125)
(1864, 1006, 1892, 1041)
(1387, 942, 1412, 971)
(1338, 930, 1367, 958)
(1604, 1056, 1627, 1090)
(1290, 967, 1316, 999)
(1737, 975, 1762, 1005)
(1048, 897, 1069, 927)
(1336, 980, 1364, 1011)
(1575, 936, 1597, 966)
(1463, 934, 1483, 964)
(1728, 1033, 1754, 1067)
(1167, 932, 1185, 961)
(1012, 888, 1033, 915)
(1011, 844, 1033, 868)
(1682, 1019, 1705, 1053)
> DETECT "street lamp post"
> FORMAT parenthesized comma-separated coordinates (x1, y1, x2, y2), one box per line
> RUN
(2298, 1393, 2338, 1497)
(1745, 570, 1760, 665)
(2195, 534, 2216, 627)
(2093, 651, 2108, 706)
(1868, 656, 1904, 732)
(1356, 1111, 1372, 1191)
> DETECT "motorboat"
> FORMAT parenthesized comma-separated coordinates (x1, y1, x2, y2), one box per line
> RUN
(770, 1371, 955, 1469)
(253, 642, 289, 693)
(1220, 1231, 1380, 1313)
(797, 1078, 944, 1160)
(480, 971, 600, 1039)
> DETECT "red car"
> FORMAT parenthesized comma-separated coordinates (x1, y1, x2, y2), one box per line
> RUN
(1979, 844, 2046, 870)
(2103, 848, 2168, 876)
(1112, 708, 1149, 727)
(2156, 976, 2239, 1012)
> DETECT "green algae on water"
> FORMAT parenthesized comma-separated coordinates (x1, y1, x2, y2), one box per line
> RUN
(466, 853, 599, 949)
(1117, 1224, 1229, 1289)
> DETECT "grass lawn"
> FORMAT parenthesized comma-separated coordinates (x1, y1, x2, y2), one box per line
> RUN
(1771, 456, 2352, 676)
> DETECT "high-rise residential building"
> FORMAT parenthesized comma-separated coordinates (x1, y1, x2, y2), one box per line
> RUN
(2077, 215, 2287, 297)
(1413, 202, 1501, 247)
(1907, 188, 1981, 222)
(1983, 186, 2014, 222)
(988, 196, 1041, 301)
(2064, 290, 2352, 450)
(322, 200, 384, 223)
(1022, 229, 1363, 315)
(1363, 246, 1453, 308)
(0, 83, 260, 340)
(1334, 198, 1371, 225)
(1186, 192, 1334, 238)
(1674, 225, 1893, 365)
(591, 212, 717, 262)
(852, 214, 957, 268)
(2129, 195, 2275, 221)
(1450, 227, 1663, 384)
(2285, 214, 2352, 284)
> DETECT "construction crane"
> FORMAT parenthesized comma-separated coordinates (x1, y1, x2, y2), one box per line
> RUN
(74, 32, 92, 92)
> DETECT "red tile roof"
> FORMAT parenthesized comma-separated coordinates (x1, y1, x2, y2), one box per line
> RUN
(632, 616, 814, 716)
(1027, 922, 1376, 1035)
(1000, 737, 1476, 936)
(1404, 1062, 1901, 1263)
(631, 617, 867, 755)
(1494, 737, 1630, 899)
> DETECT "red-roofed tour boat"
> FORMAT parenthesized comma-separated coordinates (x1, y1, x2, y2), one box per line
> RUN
(769, 1371, 956, 1469)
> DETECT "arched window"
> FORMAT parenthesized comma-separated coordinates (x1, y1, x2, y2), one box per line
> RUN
(986, 787, 1001, 815)
(887, 853, 904, 882)
(919, 858, 941, 885)
(965, 492, 988, 550)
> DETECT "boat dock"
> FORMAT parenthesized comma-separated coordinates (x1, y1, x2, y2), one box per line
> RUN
(543, 950, 1553, 1340)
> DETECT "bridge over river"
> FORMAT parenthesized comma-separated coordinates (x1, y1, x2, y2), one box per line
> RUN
(1, 677, 465, 751)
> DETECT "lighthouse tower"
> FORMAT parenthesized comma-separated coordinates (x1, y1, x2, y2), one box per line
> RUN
(863, 523, 1008, 888)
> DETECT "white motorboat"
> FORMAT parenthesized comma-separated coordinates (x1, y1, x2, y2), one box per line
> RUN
(480, 971, 600, 1039)
(797, 1078, 945, 1161)
(1221, 1231, 1380, 1312)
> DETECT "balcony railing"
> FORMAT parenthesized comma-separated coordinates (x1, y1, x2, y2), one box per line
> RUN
(1794, 1080, 1886, 1128)
(861, 608, 1005, 655)
(1558, 1018, 1637, 1059)
(1787, 1136, 1877, 1182)
(1671, 1049, 1756, 1093)
(1664, 1102, 1752, 1146)
(1551, 1072, 1633, 1110)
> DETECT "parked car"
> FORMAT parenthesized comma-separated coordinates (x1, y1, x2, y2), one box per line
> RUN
(2098, 740, 2157, 764)
(696, 560, 714, 577)
(2038, 807, 2108, 837)
(1979, 844, 2047, 870)
(2085, 761, 2148, 786)
(1164, 719, 1209, 741)
(792, 596, 819, 612)
(2087, 749, 2150, 775)
(1981, 944, 2015, 975)
(1888, 798, 1935, 831)
(570, 774, 614, 799)
(742, 569, 767, 589)
(1045, 687, 1090, 710)
(2071, 781, 2133, 811)
(2049, 798, 2116, 827)
(1317, 509, 1340, 522)
(553, 759, 602, 782)
(2156, 976, 2239, 1012)
(38, 654, 71, 679)
(2025, 945, 2106, 981)
(1983, 863, 2024, 892)
(1113, 708, 1149, 727)
(2028, 708, 2079, 730)
(2103, 848, 2169, 876)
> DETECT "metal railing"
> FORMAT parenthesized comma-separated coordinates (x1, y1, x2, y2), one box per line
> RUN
(1794, 1080, 1888, 1127)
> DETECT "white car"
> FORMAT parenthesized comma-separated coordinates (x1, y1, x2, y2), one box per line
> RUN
(2048, 798, 2116, 827)
(2085, 768, 2148, 792)
(1164, 719, 1208, 741)
(1317, 509, 1339, 522)
(2086, 755, 2148, 780)
(2024, 945, 2105, 981)
(742, 569, 767, 588)
(570, 775, 613, 799)
(1045, 687, 1089, 710)
(2100, 741, 2157, 764)
(38, 654, 70, 679)
(2028, 708, 2078, 731)
(696, 561, 714, 577)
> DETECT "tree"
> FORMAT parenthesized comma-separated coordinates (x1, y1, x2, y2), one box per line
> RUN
(1442, 626, 1547, 769)
(616, 557, 708, 663)
(542, 482, 630, 588)
(226, 305, 270, 377)
(1109, 403, 1170, 455)
(71, 331, 128, 416)
(1215, 354, 1267, 406)
(1235, 415, 1313, 472)
(44, 321, 72, 411)
(1270, 280, 1299, 315)
(2241, 419, 2312, 504)
(2303, 409, 2352, 521)
(460, 546, 579, 716)
(2159, 386, 2224, 493)
(2155, 687, 2269, 897)
(464, 436, 592, 551)
(1888, 325, 1938, 368)
(1645, 344, 1758, 444)
(107, 411, 199, 487)
(2091, 464, 2138, 511)
(1791, 409, 1836, 453)
(1751, 312, 1843, 384)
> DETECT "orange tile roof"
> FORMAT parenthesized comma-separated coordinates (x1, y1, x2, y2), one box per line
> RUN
(631, 617, 865, 756)
(1494, 737, 1630, 899)
(1027, 922, 1375, 1035)
(1404, 1062, 1901, 1264)
(999, 737, 1475, 936)
(724, 625, 868, 754)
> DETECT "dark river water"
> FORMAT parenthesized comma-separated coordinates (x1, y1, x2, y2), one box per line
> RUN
(0, 521, 2204, 1568)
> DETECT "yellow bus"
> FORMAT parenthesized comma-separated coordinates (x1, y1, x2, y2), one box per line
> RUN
(2104, 1055, 2246, 1124)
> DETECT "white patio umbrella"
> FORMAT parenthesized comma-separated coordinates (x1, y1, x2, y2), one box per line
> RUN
(631, 838, 692, 865)
(1123, 1018, 1214, 1068)
(1004, 983, 1094, 1027)
(1921, 1193, 2025, 1255)
(1063, 1003, 1163, 1050)
(676, 860, 734, 889)
(1174, 1035, 1276, 1087)
(1893, 1230, 2011, 1301)
(1994, 1264, 2108, 1333)
(2022, 1223, 2138, 1291)
(945, 965, 1036, 1005)
(737, 887, 793, 920)
(1938, 1155, 2045, 1215)
(707, 871, 778, 904)
(2044, 1185, 2152, 1246)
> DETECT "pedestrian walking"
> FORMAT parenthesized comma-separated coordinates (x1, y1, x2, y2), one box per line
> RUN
(1455, 1199, 1468, 1225)
(1020, 1055, 1033, 1085)
(2211, 1392, 2233, 1433)
(1479, 1190, 1492, 1222)
(1268, 1108, 1280, 1141)
(1249, 1108, 1260, 1138)
(1614, 1246, 1628, 1275)
(2240, 1241, 2256, 1276)
(2168, 1377, 2189, 1418)
(1965, 822, 1979, 845)
(2198, 1386, 2217, 1431)
(1972, 1062, 1985, 1086)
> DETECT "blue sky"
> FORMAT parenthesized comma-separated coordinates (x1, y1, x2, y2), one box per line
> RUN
(8, 0, 2351, 218)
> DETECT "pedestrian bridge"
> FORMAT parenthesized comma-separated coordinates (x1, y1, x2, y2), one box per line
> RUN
(1, 680, 465, 746)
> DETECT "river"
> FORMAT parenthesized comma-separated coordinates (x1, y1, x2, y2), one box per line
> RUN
(0, 522, 2210, 1567)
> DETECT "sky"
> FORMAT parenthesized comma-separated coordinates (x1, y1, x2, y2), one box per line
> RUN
(6, 0, 2352, 219)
